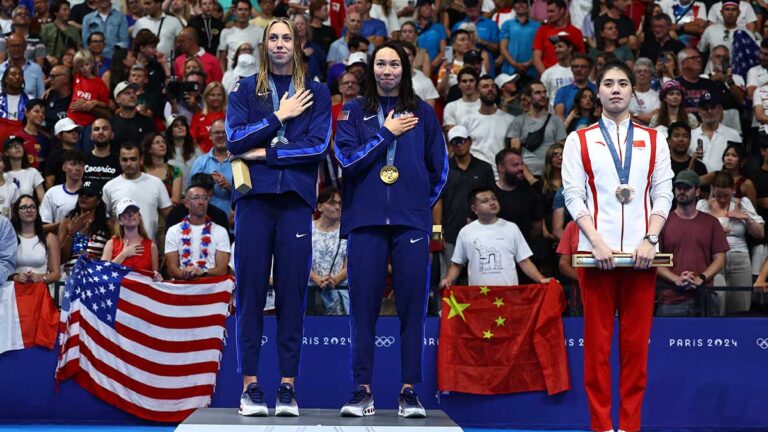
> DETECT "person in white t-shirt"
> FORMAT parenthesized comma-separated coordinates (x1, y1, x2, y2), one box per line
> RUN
(4, 135, 44, 202)
(697, 0, 753, 56)
(688, 92, 742, 172)
(0, 155, 19, 219)
(540, 34, 574, 111)
(165, 184, 230, 279)
(629, 58, 660, 125)
(218, 0, 264, 71)
(460, 75, 515, 176)
(707, 0, 756, 30)
(40, 150, 84, 233)
(440, 187, 550, 287)
(131, 0, 184, 59)
(102, 143, 172, 240)
(442, 66, 481, 132)
(401, 41, 439, 106)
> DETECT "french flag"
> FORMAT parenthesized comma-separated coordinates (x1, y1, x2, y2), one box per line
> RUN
(0, 281, 59, 355)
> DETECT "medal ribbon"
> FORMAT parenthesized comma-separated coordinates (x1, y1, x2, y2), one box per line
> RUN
(268, 74, 296, 141)
(598, 118, 633, 185)
(376, 103, 397, 168)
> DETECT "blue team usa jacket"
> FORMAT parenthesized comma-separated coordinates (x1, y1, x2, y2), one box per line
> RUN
(334, 96, 449, 236)
(224, 73, 331, 208)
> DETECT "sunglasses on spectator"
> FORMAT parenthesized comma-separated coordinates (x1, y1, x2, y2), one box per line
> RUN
(450, 138, 469, 146)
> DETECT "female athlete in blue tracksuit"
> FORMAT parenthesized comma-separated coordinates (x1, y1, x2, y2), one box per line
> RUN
(225, 18, 331, 416)
(334, 42, 448, 417)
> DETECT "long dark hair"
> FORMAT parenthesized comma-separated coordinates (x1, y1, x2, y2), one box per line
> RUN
(65, 196, 109, 237)
(141, 132, 169, 169)
(164, 116, 197, 162)
(11, 194, 47, 252)
(722, 142, 748, 176)
(108, 47, 134, 94)
(363, 42, 418, 114)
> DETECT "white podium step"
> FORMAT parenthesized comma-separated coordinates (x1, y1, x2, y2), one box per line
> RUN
(175, 408, 464, 431)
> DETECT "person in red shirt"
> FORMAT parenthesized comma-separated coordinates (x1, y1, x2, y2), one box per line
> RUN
(67, 50, 111, 126)
(101, 198, 162, 280)
(190, 81, 226, 153)
(532, 0, 585, 74)
(173, 27, 223, 84)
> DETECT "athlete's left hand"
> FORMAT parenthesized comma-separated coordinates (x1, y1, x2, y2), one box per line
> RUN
(633, 241, 657, 270)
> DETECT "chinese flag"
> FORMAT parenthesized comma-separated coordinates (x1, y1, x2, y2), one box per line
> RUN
(437, 281, 570, 395)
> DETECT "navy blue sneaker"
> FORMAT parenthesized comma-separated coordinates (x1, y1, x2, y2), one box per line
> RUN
(239, 382, 268, 416)
(340, 385, 375, 417)
(398, 387, 426, 418)
(275, 382, 299, 416)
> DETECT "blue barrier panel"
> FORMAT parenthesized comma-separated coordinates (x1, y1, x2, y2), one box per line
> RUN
(1, 317, 767, 430)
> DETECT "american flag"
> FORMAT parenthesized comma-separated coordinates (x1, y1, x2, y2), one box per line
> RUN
(55, 258, 235, 422)
(733, 29, 760, 79)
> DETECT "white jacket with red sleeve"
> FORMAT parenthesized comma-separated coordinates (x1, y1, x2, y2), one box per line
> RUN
(561, 116, 674, 253)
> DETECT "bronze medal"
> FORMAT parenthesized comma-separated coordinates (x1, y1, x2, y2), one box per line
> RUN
(380, 165, 399, 184)
(615, 184, 635, 204)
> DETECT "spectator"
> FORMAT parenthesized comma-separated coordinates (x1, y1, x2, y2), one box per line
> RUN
(170, 69, 205, 122)
(700, 143, 757, 206)
(676, 48, 720, 115)
(101, 198, 162, 279)
(217, 0, 263, 71)
(102, 142, 172, 240)
(752, 137, 768, 275)
(187, 0, 224, 55)
(638, 13, 686, 63)
(354, 0, 387, 47)
(661, 0, 707, 48)
(460, 75, 515, 172)
(0, 64, 28, 122)
(31, 0, 52, 34)
(592, 0, 637, 51)
(126, 0, 142, 30)
(191, 82, 226, 153)
(292, 14, 326, 82)
(499, 0, 540, 80)
(747, 39, 768, 100)
(457, 25, 492, 79)
(40, 0, 81, 62)
(649, 80, 700, 136)
(689, 92, 741, 173)
(697, 171, 764, 315)
(564, 87, 598, 133)
(81, 0, 128, 60)
(131, 0, 183, 60)
(666, 121, 708, 177)
(85, 31, 110, 76)
(451, 0, 499, 54)
(308, 0, 335, 54)
(441, 48, 485, 103)
(398, 22, 429, 77)
(436, 125, 495, 279)
(400, 41, 438, 107)
(0, 206, 15, 280)
(165, 0, 193, 26)
(496, 73, 524, 116)
(309, 187, 348, 315)
(127, 64, 159, 120)
(4, 135, 44, 202)
(593, 20, 633, 65)
(44, 65, 73, 131)
(657, 170, 728, 316)
(493, 147, 545, 242)
(222, 48, 257, 93)
(442, 67, 480, 132)
(554, 53, 595, 119)
(82, 117, 121, 189)
(164, 172, 229, 233)
(133, 29, 168, 96)
(142, 132, 182, 206)
(101, 46, 136, 95)
(0, 6, 46, 67)
(250, 0, 276, 29)
(165, 115, 201, 189)
(510, 80, 567, 176)
(69, 0, 97, 29)
(555, 221, 579, 291)
(327, 12, 369, 66)
(173, 27, 223, 84)
(0, 152, 20, 218)
(11, 195, 60, 284)
(653, 50, 679, 86)
(331, 71, 361, 134)
(628, 58, 660, 125)
(109, 81, 156, 144)
(414, 0, 447, 66)
(165, 183, 230, 279)
(368, 0, 398, 35)
(13, 98, 50, 168)
(698, 0, 751, 57)
(66, 49, 110, 127)
(440, 187, 550, 287)
(45, 118, 81, 188)
(707, 45, 745, 134)
(708, 0, 756, 30)
(532, 0, 585, 74)
(435, 29, 471, 95)
(189, 119, 231, 215)
(540, 33, 574, 111)
(523, 143, 562, 237)
(40, 149, 85, 233)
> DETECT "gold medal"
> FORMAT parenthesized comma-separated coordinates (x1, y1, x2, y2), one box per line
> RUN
(615, 184, 635, 204)
(380, 165, 399, 184)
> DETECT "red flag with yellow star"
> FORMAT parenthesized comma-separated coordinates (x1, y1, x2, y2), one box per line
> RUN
(437, 281, 570, 395)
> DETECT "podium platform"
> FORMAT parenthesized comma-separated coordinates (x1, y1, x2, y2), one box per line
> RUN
(175, 408, 464, 431)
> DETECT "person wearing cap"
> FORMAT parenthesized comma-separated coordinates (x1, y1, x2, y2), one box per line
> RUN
(174, 27, 223, 84)
(656, 170, 728, 316)
(41, 149, 86, 233)
(11, 194, 61, 286)
(450, 0, 499, 54)
(459, 75, 515, 175)
(434, 125, 494, 279)
(499, 0, 540, 80)
(648, 80, 700, 136)
(439, 185, 550, 287)
(109, 80, 156, 146)
(45, 117, 81, 189)
(4, 135, 45, 203)
(80, 0, 128, 61)
(223, 51, 258, 93)
(226, 17, 331, 417)
(562, 61, 674, 432)
(495, 73, 523, 115)
(554, 54, 595, 120)
(101, 198, 161, 279)
(699, 0, 750, 57)
(707, 0, 756, 30)
(58, 182, 111, 274)
(442, 67, 480, 132)
(689, 91, 742, 172)
(334, 42, 448, 418)
(532, 0, 585, 74)
(540, 32, 574, 111)
(66, 49, 111, 126)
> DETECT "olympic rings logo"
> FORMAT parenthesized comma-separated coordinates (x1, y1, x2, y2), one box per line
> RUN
(262, 336, 269, 346)
(757, 338, 768, 350)
(375, 336, 396, 348)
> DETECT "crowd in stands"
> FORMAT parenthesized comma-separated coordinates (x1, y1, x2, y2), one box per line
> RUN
(1, 0, 768, 318)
